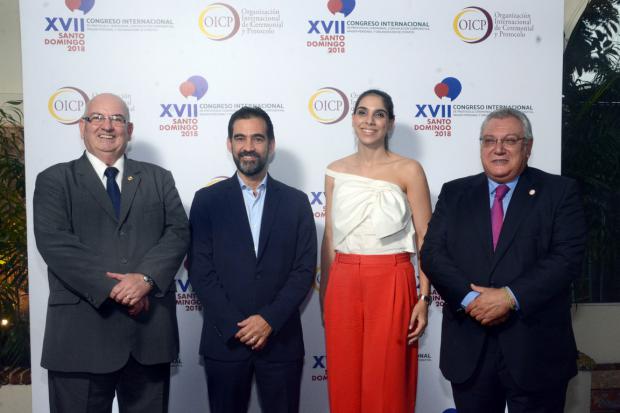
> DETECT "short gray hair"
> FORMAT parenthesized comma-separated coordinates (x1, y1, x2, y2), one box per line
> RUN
(480, 108, 533, 140)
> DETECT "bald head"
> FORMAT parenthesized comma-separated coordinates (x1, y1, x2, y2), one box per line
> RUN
(79, 93, 133, 165)
(83, 93, 130, 121)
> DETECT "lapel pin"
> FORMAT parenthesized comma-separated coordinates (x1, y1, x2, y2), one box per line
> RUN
(529, 189, 536, 196)
(127, 176, 134, 182)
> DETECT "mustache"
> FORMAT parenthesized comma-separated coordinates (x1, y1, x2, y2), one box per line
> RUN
(238, 151, 259, 158)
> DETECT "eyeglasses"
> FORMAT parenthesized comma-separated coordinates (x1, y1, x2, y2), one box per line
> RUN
(82, 113, 127, 127)
(480, 135, 525, 148)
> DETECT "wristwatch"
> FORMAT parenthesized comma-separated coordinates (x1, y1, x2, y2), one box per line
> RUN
(143, 275, 155, 289)
(418, 294, 432, 305)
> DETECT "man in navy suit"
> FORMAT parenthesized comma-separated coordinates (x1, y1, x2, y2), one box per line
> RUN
(188, 106, 317, 413)
(421, 108, 586, 413)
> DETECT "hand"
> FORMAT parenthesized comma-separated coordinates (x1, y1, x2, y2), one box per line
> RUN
(408, 300, 429, 345)
(128, 296, 150, 317)
(466, 284, 511, 326)
(485, 313, 510, 326)
(108, 272, 152, 307)
(235, 315, 273, 351)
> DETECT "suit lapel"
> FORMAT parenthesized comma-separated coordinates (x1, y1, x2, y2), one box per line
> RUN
(468, 174, 494, 260)
(257, 175, 281, 262)
(76, 154, 118, 222)
(225, 175, 256, 257)
(118, 158, 141, 224)
(490, 168, 537, 272)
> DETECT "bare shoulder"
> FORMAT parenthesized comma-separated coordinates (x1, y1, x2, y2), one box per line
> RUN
(392, 156, 426, 180)
(326, 155, 356, 173)
(392, 157, 430, 207)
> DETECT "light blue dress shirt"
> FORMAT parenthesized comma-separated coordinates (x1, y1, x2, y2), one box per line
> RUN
(237, 174, 268, 256)
(461, 176, 520, 310)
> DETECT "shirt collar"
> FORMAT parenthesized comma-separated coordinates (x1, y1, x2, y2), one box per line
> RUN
(236, 173, 268, 192)
(487, 175, 519, 194)
(85, 151, 125, 180)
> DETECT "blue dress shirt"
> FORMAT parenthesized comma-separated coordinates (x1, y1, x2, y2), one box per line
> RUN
(461, 176, 520, 310)
(237, 174, 268, 256)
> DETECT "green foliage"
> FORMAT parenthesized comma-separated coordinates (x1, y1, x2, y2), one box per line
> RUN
(0, 100, 29, 368)
(565, 1, 620, 83)
(563, 1, 620, 302)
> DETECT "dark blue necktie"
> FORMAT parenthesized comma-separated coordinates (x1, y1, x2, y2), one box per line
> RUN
(104, 167, 121, 219)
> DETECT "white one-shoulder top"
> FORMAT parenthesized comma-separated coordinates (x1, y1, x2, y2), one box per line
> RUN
(326, 169, 416, 255)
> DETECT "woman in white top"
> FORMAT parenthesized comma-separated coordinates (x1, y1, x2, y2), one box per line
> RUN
(320, 89, 432, 413)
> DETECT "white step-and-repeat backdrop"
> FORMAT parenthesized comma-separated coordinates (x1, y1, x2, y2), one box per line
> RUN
(21, 1, 562, 412)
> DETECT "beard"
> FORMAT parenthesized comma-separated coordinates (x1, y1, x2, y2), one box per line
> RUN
(233, 150, 269, 176)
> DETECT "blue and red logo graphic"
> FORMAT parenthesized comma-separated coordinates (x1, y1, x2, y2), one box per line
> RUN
(434, 77, 462, 101)
(414, 77, 462, 119)
(159, 77, 207, 136)
(179, 76, 208, 100)
(413, 77, 462, 136)
(65, 0, 95, 15)
(327, 0, 355, 17)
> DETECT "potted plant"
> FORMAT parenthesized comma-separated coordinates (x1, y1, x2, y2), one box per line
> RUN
(0, 100, 30, 385)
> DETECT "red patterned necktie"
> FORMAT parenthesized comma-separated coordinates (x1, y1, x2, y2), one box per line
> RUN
(491, 184, 510, 250)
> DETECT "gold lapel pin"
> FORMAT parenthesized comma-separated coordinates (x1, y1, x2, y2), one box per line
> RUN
(127, 176, 134, 182)
(529, 189, 536, 196)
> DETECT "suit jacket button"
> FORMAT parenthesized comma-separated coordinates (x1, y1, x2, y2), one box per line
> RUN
(119, 230, 126, 236)
(255, 275, 261, 279)
(121, 257, 128, 264)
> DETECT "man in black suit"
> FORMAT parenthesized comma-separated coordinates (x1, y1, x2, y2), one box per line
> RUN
(34, 93, 189, 413)
(421, 108, 586, 413)
(188, 106, 317, 413)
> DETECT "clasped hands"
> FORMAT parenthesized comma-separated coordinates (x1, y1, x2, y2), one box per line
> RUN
(466, 284, 513, 326)
(235, 315, 273, 351)
(107, 272, 152, 317)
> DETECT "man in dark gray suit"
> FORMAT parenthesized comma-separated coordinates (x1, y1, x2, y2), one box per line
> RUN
(34, 93, 189, 413)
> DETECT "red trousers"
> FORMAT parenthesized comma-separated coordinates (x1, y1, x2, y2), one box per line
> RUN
(324, 252, 418, 413)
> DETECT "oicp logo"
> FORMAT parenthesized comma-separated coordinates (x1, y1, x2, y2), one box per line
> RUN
(199, 3, 240, 41)
(308, 87, 349, 124)
(453, 6, 493, 43)
(48, 86, 89, 125)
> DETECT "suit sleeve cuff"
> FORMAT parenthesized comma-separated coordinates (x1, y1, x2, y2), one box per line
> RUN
(505, 286, 520, 310)
(461, 291, 480, 309)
